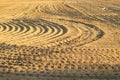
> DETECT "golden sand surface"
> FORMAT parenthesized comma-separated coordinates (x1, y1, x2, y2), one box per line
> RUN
(0, 0, 120, 79)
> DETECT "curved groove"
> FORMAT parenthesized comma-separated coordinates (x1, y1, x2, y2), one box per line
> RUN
(3, 23, 12, 31)
(0, 23, 7, 32)
(0, 1, 119, 79)
(0, 18, 104, 48)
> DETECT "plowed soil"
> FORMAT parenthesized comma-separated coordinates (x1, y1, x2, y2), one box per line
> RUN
(0, 0, 120, 80)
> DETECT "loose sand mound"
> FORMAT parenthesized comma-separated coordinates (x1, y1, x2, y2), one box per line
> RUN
(0, 0, 120, 80)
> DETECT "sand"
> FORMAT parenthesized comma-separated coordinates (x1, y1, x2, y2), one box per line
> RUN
(0, 0, 120, 80)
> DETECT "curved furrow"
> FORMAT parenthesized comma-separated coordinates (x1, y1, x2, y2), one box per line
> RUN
(17, 21, 30, 33)
(48, 24, 61, 35)
(0, 18, 103, 47)
(50, 19, 104, 48)
(2, 22, 17, 37)
(74, 25, 100, 47)
(0, 23, 17, 37)
(0, 23, 7, 32)
(30, 25, 43, 36)
(46, 25, 66, 40)
(79, 26, 93, 42)
(18, 22, 57, 43)
(48, 22, 68, 40)
(12, 21, 40, 39)
(7, 20, 45, 43)
(42, 20, 59, 33)
(24, 24, 53, 42)
(9, 22, 21, 33)
(39, 19, 67, 39)
(3, 22, 26, 39)
(7, 23, 28, 38)
(7, 22, 18, 33)
(0, 23, 17, 40)
(0, 1, 120, 79)
(53, 25, 84, 48)
(40, 2, 80, 18)
(2, 22, 21, 38)
(1, 22, 29, 42)
(40, 24, 59, 39)
(0, 24, 4, 32)
(54, 25, 67, 36)
(22, 20, 42, 35)
(23, 19, 67, 44)
(31, 20, 66, 41)
(12, 22, 26, 33)
(4, 20, 48, 43)
(12, 22, 34, 36)
(2, 23, 12, 32)
(29, 25, 52, 42)
(0, 19, 69, 46)
(7, 24, 42, 42)
(39, 25, 53, 37)
(36, 24, 48, 36)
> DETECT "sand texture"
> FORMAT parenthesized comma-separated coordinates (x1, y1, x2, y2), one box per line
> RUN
(0, 0, 120, 80)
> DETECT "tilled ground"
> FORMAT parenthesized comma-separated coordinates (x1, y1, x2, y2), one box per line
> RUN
(0, 0, 120, 80)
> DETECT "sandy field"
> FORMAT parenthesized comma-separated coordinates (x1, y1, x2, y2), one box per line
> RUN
(0, 0, 120, 80)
